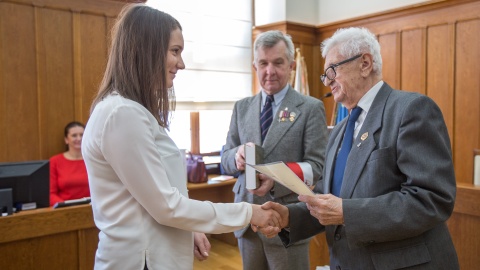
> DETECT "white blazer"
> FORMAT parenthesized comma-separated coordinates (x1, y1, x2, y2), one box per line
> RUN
(82, 93, 252, 270)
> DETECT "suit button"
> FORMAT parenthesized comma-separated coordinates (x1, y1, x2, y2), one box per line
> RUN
(334, 234, 341, 240)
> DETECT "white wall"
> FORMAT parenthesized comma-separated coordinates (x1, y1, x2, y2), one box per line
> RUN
(255, 0, 436, 26)
(286, 0, 318, 25)
(254, 0, 286, 26)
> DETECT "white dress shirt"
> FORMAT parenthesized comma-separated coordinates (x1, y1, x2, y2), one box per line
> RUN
(82, 93, 252, 270)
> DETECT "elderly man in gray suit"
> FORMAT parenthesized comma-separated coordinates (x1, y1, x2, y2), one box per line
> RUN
(259, 27, 459, 269)
(221, 30, 328, 270)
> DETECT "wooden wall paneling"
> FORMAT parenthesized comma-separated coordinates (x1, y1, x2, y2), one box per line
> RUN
(37, 7, 75, 159)
(318, 0, 480, 37)
(312, 42, 331, 112)
(2, 3, 39, 161)
(401, 28, 426, 94)
(316, 30, 336, 125)
(426, 24, 455, 148)
(34, 5, 48, 159)
(0, 0, 128, 163)
(312, 44, 322, 102)
(5, 0, 128, 17)
(72, 12, 84, 127)
(0, 3, 7, 162)
(77, 13, 108, 123)
(378, 32, 401, 89)
(454, 19, 480, 184)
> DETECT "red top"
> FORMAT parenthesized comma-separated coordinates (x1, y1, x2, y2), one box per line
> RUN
(49, 154, 89, 206)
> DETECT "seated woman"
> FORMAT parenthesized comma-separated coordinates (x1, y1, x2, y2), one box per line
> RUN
(50, 121, 89, 206)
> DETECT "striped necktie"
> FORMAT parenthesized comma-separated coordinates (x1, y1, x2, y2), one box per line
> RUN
(331, 106, 362, 196)
(260, 95, 274, 142)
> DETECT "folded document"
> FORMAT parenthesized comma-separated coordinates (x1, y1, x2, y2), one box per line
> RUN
(246, 162, 314, 196)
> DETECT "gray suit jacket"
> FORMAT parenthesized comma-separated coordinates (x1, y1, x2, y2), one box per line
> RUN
(282, 83, 459, 269)
(222, 86, 328, 238)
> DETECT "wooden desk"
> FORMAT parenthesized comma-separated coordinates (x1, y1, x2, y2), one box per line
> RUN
(446, 183, 480, 269)
(0, 177, 237, 269)
(188, 176, 238, 245)
(0, 204, 98, 270)
(187, 177, 236, 201)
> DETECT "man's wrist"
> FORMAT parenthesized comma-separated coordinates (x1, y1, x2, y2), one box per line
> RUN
(269, 182, 275, 196)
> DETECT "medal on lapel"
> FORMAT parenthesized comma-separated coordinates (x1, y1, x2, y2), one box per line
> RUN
(278, 107, 296, 122)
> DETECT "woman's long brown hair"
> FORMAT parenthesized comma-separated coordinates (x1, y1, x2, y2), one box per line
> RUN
(91, 3, 181, 128)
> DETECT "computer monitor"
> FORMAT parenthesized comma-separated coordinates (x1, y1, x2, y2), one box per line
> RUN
(0, 160, 50, 213)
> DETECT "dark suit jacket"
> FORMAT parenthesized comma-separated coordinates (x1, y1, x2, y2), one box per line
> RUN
(222, 86, 328, 238)
(282, 83, 459, 269)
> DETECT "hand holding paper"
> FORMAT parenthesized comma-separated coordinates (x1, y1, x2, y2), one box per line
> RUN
(299, 193, 345, 225)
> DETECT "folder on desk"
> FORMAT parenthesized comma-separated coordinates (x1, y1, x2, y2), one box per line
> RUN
(53, 197, 91, 209)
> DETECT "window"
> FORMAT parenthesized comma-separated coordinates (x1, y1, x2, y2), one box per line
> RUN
(167, 108, 234, 154)
(147, 0, 253, 154)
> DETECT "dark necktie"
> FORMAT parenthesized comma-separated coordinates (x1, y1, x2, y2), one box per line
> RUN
(260, 95, 274, 142)
(332, 106, 362, 196)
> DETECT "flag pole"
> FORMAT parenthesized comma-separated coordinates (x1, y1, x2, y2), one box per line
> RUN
(294, 48, 302, 93)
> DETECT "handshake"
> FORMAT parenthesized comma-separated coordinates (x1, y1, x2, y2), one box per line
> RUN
(249, 202, 289, 238)
(249, 193, 345, 238)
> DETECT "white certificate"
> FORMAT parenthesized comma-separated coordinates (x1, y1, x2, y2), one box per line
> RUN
(247, 161, 314, 196)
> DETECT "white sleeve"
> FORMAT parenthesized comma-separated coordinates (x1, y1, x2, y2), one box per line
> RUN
(101, 103, 252, 233)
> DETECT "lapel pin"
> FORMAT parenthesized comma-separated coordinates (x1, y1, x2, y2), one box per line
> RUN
(357, 142, 362, 147)
(360, 132, 368, 141)
(289, 112, 296, 122)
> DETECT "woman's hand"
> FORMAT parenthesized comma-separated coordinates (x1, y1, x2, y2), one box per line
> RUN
(193, 232, 211, 261)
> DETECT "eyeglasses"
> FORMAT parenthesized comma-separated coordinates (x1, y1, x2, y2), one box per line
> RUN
(320, 54, 362, 86)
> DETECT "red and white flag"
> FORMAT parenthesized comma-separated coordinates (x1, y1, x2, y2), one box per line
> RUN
(293, 48, 310, 96)
(285, 162, 314, 186)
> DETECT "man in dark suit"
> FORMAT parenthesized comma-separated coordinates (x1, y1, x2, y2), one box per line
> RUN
(221, 30, 328, 270)
(259, 27, 459, 269)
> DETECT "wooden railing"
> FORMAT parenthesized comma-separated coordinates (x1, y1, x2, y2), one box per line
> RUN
(0, 204, 98, 270)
